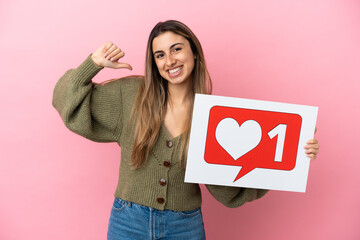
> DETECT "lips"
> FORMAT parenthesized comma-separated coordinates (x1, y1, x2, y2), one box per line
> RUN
(167, 66, 183, 77)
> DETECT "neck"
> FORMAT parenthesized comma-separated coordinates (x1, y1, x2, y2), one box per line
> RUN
(167, 82, 192, 106)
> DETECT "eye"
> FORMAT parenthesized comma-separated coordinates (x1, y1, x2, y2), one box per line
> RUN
(173, 47, 182, 52)
(155, 53, 164, 59)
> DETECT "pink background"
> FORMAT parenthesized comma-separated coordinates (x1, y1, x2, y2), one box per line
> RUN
(1, 0, 359, 239)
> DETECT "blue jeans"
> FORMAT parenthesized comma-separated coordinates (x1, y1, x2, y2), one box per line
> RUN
(107, 198, 206, 240)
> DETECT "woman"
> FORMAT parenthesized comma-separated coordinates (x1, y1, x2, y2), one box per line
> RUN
(52, 20, 319, 240)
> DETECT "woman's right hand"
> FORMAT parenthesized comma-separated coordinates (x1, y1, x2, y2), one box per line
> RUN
(91, 42, 132, 70)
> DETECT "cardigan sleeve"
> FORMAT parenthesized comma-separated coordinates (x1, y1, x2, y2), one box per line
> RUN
(205, 184, 269, 208)
(52, 55, 123, 142)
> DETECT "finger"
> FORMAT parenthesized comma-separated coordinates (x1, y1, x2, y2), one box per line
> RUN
(108, 50, 124, 61)
(304, 143, 320, 150)
(315, 127, 318, 134)
(307, 153, 317, 162)
(114, 62, 132, 70)
(104, 44, 118, 58)
(306, 139, 318, 144)
(305, 148, 319, 155)
(110, 51, 125, 62)
(104, 45, 117, 58)
(106, 48, 122, 61)
(103, 42, 114, 54)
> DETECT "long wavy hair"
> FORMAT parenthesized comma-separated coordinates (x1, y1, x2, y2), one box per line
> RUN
(131, 20, 212, 168)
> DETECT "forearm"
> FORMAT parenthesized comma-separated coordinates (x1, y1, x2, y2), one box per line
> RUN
(52, 55, 122, 142)
(206, 184, 269, 208)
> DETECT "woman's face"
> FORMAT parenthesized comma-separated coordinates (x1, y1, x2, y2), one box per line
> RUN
(152, 31, 195, 87)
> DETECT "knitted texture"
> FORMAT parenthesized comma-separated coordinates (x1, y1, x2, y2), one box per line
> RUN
(52, 55, 268, 211)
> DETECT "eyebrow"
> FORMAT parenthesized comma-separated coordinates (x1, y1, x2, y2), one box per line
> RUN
(153, 43, 185, 55)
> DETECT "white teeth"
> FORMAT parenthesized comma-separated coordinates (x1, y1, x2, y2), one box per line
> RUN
(169, 67, 182, 74)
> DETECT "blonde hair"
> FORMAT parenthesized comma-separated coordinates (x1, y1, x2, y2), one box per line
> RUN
(131, 20, 212, 168)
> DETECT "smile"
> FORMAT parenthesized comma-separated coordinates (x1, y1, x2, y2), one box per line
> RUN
(168, 66, 183, 75)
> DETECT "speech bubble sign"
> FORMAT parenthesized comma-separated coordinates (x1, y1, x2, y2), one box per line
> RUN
(185, 94, 318, 192)
(204, 106, 302, 182)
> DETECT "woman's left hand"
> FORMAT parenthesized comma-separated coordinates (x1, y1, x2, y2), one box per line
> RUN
(304, 138, 319, 162)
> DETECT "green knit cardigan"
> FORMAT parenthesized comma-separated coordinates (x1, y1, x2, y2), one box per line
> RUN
(52, 55, 268, 211)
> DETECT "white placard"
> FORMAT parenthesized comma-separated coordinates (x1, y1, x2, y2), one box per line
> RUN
(185, 94, 318, 192)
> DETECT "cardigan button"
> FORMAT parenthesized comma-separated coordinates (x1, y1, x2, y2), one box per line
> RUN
(157, 197, 165, 204)
(166, 140, 173, 148)
(163, 161, 170, 167)
(159, 178, 167, 186)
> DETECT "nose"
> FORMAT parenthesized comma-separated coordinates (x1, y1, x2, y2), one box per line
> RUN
(165, 55, 176, 67)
